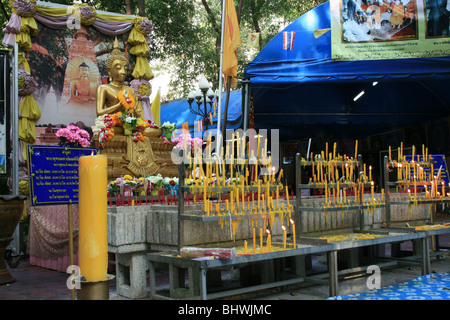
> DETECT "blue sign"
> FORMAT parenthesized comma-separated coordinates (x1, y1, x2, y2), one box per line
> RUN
(28, 145, 100, 206)
(404, 154, 449, 185)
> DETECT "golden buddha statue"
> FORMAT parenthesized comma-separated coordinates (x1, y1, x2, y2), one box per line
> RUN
(93, 38, 178, 181)
(96, 38, 143, 118)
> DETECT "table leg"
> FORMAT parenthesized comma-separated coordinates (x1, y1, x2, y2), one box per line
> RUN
(149, 261, 156, 297)
(200, 268, 207, 300)
(328, 251, 338, 297)
(421, 236, 431, 275)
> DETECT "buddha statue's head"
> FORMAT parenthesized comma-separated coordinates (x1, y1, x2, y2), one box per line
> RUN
(106, 38, 128, 83)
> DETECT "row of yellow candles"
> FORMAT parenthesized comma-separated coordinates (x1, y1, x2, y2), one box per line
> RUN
(201, 181, 292, 217)
(303, 141, 385, 207)
(184, 133, 295, 245)
(320, 180, 385, 206)
(407, 179, 449, 199)
(387, 143, 448, 200)
(304, 141, 375, 185)
(388, 143, 431, 163)
(242, 218, 296, 254)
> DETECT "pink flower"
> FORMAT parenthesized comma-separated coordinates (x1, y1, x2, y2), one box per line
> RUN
(56, 125, 91, 147)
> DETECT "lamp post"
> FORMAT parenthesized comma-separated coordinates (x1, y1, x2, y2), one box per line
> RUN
(187, 75, 216, 131)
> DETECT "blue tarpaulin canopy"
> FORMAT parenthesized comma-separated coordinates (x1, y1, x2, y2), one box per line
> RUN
(160, 90, 243, 135)
(244, 2, 450, 143)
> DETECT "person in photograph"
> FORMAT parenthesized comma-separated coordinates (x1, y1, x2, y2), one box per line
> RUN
(367, 3, 382, 29)
(405, 0, 416, 23)
(390, 0, 405, 28)
(347, 0, 357, 21)
(427, 0, 450, 36)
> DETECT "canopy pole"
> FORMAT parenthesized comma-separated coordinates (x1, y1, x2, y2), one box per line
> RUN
(216, 0, 226, 149)
(12, 43, 19, 196)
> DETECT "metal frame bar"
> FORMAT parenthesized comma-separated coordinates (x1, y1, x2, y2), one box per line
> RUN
(147, 230, 431, 300)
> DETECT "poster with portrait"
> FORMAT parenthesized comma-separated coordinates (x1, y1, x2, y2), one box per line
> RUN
(330, 0, 450, 60)
(27, 21, 136, 128)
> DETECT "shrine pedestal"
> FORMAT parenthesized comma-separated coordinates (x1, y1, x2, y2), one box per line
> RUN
(93, 127, 178, 182)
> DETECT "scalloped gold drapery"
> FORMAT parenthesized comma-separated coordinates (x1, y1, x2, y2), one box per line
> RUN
(4, 0, 155, 159)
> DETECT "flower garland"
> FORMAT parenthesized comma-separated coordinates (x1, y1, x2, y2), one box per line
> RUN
(93, 113, 158, 148)
(117, 89, 136, 111)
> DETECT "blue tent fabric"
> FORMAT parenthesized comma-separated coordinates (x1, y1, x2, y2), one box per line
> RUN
(244, 2, 450, 141)
(160, 90, 243, 135)
(327, 273, 450, 300)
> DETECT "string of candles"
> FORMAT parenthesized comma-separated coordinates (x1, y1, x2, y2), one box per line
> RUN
(387, 143, 449, 202)
(184, 133, 296, 254)
(299, 141, 385, 215)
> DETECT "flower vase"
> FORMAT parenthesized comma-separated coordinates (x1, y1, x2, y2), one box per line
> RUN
(0, 195, 27, 285)
(164, 131, 172, 141)
(123, 123, 133, 136)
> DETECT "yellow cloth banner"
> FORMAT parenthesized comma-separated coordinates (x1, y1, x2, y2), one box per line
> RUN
(151, 88, 161, 126)
(132, 56, 154, 80)
(222, 0, 241, 79)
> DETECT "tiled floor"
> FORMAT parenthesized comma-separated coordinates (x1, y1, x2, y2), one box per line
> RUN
(0, 258, 74, 300)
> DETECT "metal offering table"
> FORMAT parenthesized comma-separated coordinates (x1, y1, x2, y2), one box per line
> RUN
(147, 230, 428, 300)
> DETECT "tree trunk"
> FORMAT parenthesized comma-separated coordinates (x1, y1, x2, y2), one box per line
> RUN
(125, 0, 132, 15)
(138, 0, 146, 17)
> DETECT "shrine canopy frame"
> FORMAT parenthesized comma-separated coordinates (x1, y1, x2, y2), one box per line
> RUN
(244, 1, 450, 143)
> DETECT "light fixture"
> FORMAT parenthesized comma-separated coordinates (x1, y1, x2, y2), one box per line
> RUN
(353, 90, 365, 101)
(187, 75, 217, 131)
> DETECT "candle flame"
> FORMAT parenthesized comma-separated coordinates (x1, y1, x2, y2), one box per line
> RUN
(289, 218, 295, 225)
(282, 225, 286, 231)
(266, 228, 271, 235)
(91, 151, 94, 156)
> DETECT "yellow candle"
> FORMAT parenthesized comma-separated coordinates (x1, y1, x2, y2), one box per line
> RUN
(236, 132, 240, 160)
(222, 159, 226, 186)
(282, 225, 286, 250)
(286, 185, 290, 208)
(400, 142, 403, 161)
(260, 228, 263, 254)
(78, 154, 108, 282)
(371, 181, 374, 202)
(355, 140, 358, 159)
(253, 228, 256, 254)
(258, 180, 261, 209)
(241, 182, 245, 212)
(276, 186, 279, 208)
(204, 181, 207, 212)
(277, 169, 283, 182)
(290, 218, 296, 248)
(244, 240, 247, 254)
